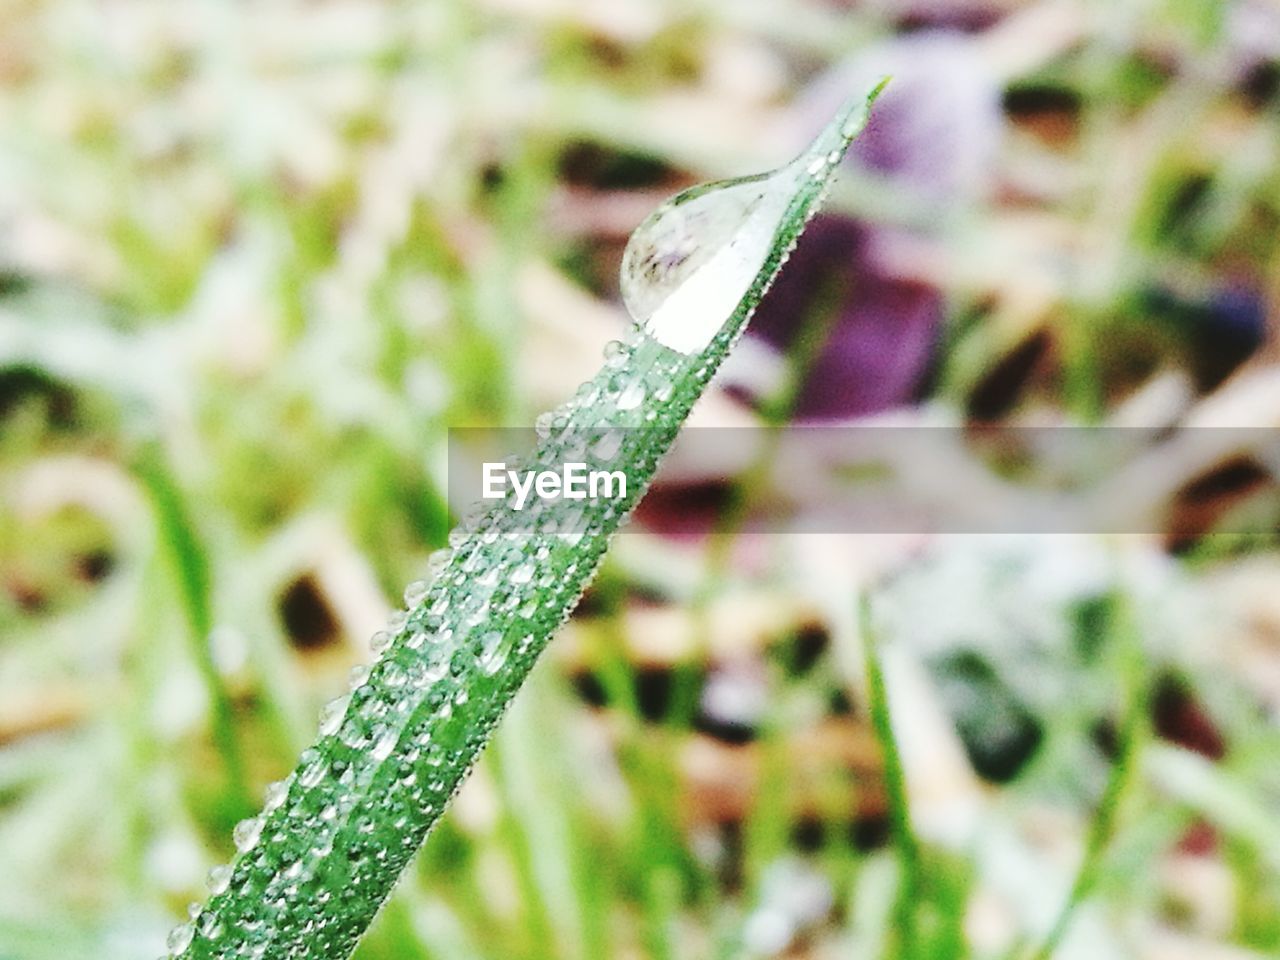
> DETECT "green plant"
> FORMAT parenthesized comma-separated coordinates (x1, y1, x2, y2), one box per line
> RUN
(163, 81, 889, 959)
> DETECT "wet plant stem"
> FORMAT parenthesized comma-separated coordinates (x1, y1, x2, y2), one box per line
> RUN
(164, 83, 887, 960)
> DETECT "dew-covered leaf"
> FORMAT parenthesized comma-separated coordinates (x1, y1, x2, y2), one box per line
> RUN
(166, 79, 888, 960)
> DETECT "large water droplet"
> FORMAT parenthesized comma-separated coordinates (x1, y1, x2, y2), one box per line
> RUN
(619, 80, 886, 356)
(620, 172, 786, 356)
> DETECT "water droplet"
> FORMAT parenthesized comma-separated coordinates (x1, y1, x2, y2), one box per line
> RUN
(403, 579, 429, 606)
(620, 171, 785, 355)
(371, 729, 398, 761)
(477, 631, 507, 675)
(427, 548, 452, 577)
(264, 779, 290, 812)
(591, 430, 623, 462)
(166, 921, 194, 955)
(319, 696, 350, 736)
(300, 753, 327, 788)
(233, 816, 263, 852)
(197, 911, 223, 940)
(617, 379, 646, 410)
(371, 630, 393, 655)
(340, 720, 369, 750)
(206, 864, 232, 895)
(416, 655, 449, 686)
(619, 85, 878, 356)
(603, 340, 628, 367)
(464, 600, 490, 626)
(510, 562, 534, 585)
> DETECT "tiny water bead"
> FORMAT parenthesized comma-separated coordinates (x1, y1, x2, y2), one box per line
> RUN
(206, 865, 232, 895)
(602, 339, 628, 367)
(263, 779, 290, 812)
(370, 630, 393, 655)
(319, 697, 349, 736)
(167, 923, 195, 955)
(403, 579, 430, 606)
(233, 816, 263, 852)
(169, 82, 886, 960)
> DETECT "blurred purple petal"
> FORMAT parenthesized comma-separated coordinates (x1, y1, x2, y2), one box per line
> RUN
(791, 270, 941, 419)
(795, 33, 1003, 210)
(733, 215, 941, 420)
(723, 34, 1002, 422)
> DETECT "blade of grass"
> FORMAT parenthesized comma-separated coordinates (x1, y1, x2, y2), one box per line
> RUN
(490, 672, 592, 960)
(1026, 589, 1151, 960)
(167, 81, 889, 960)
(133, 444, 253, 814)
(858, 593, 923, 960)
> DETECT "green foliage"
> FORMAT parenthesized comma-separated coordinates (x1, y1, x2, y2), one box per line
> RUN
(163, 85, 887, 960)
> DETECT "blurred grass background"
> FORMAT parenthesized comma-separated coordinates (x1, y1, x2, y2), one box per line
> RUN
(2, 0, 1280, 958)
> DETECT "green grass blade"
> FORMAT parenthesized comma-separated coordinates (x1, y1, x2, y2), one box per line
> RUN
(133, 444, 253, 813)
(167, 79, 888, 960)
(1027, 590, 1151, 960)
(859, 594, 923, 960)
